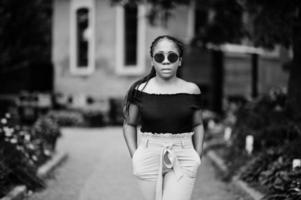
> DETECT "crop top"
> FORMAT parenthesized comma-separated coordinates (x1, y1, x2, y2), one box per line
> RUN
(125, 89, 203, 134)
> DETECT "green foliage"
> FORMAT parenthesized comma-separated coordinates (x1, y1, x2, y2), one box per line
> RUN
(0, 116, 45, 195)
(239, 142, 301, 200)
(47, 110, 85, 127)
(198, 0, 246, 45)
(230, 90, 299, 152)
(0, 0, 52, 73)
(216, 90, 300, 180)
(112, 0, 301, 49)
(243, 0, 301, 49)
(218, 91, 301, 199)
(112, 0, 188, 27)
(0, 112, 61, 197)
(32, 114, 62, 152)
(83, 111, 105, 127)
(112, 0, 245, 44)
(111, 0, 188, 10)
(239, 148, 283, 193)
(0, 150, 10, 197)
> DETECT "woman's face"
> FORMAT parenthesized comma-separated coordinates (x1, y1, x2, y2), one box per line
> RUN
(151, 38, 182, 79)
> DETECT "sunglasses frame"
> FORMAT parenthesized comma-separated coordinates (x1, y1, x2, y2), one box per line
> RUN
(153, 52, 180, 64)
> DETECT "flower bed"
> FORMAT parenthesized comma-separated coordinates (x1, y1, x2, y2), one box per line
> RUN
(48, 109, 106, 127)
(239, 141, 301, 200)
(0, 112, 61, 198)
(212, 90, 301, 200)
(47, 110, 85, 127)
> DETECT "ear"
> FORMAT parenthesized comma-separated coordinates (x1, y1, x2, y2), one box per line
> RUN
(151, 59, 154, 67)
(179, 58, 182, 66)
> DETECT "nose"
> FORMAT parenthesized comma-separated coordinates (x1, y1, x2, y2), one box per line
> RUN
(162, 56, 170, 64)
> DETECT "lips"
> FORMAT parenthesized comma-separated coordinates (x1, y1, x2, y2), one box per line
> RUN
(161, 69, 172, 74)
(161, 69, 172, 73)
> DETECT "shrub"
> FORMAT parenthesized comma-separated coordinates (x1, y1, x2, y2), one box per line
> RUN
(83, 111, 105, 127)
(108, 98, 124, 125)
(0, 131, 46, 196)
(47, 110, 85, 127)
(230, 91, 300, 154)
(32, 114, 61, 152)
(238, 142, 301, 200)
(217, 90, 301, 192)
(0, 151, 10, 197)
(0, 112, 63, 197)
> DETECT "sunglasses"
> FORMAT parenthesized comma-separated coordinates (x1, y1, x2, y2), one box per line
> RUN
(153, 52, 179, 63)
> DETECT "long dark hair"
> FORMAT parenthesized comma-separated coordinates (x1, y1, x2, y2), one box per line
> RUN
(123, 35, 185, 122)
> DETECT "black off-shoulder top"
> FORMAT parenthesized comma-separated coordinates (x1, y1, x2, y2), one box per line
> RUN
(126, 89, 203, 134)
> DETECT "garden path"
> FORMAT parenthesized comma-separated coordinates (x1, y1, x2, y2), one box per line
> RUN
(28, 127, 248, 200)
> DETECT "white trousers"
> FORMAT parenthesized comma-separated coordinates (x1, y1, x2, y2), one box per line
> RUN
(131, 132, 201, 200)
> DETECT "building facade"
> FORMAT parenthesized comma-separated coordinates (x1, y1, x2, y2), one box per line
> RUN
(52, 0, 206, 108)
(52, 0, 289, 112)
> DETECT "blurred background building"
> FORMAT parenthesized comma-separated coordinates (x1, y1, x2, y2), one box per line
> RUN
(1, 1, 300, 198)
(52, 0, 289, 113)
(0, 0, 291, 121)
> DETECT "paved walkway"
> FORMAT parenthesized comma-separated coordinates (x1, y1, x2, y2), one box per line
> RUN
(28, 127, 247, 200)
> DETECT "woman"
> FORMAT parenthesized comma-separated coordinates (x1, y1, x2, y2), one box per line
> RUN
(122, 35, 205, 200)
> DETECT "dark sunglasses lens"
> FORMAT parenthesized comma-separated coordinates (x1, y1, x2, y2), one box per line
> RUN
(168, 53, 179, 63)
(154, 53, 165, 63)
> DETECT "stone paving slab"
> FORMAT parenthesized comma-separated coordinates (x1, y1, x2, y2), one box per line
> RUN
(28, 127, 247, 200)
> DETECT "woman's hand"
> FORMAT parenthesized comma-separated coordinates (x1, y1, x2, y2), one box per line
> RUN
(196, 148, 203, 158)
(130, 148, 137, 158)
(193, 123, 205, 158)
(122, 121, 138, 158)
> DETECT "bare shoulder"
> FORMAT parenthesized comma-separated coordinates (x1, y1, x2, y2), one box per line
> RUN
(184, 81, 201, 94)
(135, 82, 147, 91)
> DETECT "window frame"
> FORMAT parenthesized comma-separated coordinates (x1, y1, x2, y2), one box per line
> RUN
(115, 4, 146, 76)
(70, 0, 95, 75)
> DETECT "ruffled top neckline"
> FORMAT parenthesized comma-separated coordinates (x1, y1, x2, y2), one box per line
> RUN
(134, 89, 201, 96)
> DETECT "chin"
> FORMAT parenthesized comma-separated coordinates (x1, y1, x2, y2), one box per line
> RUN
(159, 74, 175, 79)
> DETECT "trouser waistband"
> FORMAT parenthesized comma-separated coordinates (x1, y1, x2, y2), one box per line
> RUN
(138, 131, 194, 149)
(137, 131, 195, 200)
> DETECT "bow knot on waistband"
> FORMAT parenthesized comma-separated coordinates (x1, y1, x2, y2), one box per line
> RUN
(156, 143, 184, 200)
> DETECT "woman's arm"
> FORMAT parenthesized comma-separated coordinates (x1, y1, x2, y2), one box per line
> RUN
(193, 123, 205, 157)
(192, 109, 205, 157)
(122, 103, 140, 158)
(122, 122, 138, 158)
(189, 82, 204, 156)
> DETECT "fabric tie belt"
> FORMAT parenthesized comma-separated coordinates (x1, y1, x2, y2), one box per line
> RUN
(156, 143, 184, 200)
(138, 131, 194, 200)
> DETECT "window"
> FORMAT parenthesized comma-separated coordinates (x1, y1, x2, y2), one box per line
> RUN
(124, 4, 138, 66)
(116, 3, 146, 75)
(76, 8, 89, 67)
(70, 0, 95, 75)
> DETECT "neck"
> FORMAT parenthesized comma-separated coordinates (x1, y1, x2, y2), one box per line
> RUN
(154, 75, 178, 86)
